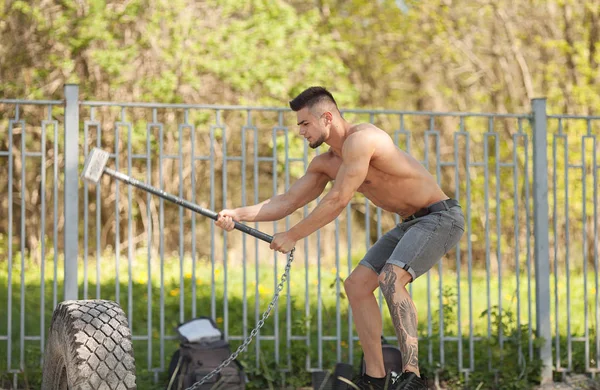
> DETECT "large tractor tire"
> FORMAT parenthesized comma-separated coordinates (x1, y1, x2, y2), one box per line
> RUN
(42, 299, 137, 390)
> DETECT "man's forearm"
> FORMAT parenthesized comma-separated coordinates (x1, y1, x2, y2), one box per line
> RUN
(287, 196, 345, 241)
(235, 195, 295, 222)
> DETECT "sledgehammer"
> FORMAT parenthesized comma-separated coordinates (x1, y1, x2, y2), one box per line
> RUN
(81, 147, 273, 244)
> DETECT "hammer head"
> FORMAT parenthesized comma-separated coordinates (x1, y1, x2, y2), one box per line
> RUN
(81, 147, 109, 184)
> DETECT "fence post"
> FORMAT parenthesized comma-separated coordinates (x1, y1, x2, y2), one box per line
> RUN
(532, 98, 552, 383)
(64, 84, 79, 301)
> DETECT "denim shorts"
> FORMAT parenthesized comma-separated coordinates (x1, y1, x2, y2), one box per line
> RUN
(358, 200, 465, 281)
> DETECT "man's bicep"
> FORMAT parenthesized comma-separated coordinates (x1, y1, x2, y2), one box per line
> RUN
(329, 136, 373, 203)
(285, 169, 329, 208)
(330, 158, 369, 201)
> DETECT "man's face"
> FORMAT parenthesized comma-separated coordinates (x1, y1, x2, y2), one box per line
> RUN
(296, 107, 327, 149)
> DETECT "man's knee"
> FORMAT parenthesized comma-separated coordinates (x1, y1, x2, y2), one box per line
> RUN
(378, 263, 413, 288)
(344, 266, 378, 299)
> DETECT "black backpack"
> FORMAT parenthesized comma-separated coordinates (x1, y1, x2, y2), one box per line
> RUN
(167, 317, 246, 390)
(359, 335, 403, 378)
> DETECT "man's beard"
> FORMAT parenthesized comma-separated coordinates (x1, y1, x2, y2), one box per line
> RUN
(309, 135, 326, 149)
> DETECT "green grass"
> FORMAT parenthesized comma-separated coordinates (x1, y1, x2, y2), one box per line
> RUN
(0, 251, 598, 389)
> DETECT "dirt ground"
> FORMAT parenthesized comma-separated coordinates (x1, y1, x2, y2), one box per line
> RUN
(533, 374, 600, 390)
(3, 374, 599, 390)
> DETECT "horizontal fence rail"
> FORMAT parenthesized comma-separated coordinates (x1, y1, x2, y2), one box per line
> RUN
(0, 86, 598, 387)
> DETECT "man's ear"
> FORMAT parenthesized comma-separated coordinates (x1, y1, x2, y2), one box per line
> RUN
(323, 111, 333, 125)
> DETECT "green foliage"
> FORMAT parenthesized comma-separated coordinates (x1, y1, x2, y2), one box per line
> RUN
(199, 0, 352, 105)
(239, 315, 313, 389)
(422, 287, 545, 389)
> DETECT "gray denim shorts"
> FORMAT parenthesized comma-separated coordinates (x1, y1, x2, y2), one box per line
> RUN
(358, 200, 465, 281)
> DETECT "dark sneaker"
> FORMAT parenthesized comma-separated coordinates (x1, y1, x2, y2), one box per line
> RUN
(340, 374, 391, 390)
(393, 371, 428, 389)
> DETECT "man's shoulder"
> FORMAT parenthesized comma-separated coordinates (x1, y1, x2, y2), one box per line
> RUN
(347, 123, 388, 141)
(349, 122, 379, 133)
(344, 124, 390, 149)
(307, 151, 337, 171)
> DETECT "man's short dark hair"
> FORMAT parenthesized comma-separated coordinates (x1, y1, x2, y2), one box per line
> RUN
(289, 86, 338, 112)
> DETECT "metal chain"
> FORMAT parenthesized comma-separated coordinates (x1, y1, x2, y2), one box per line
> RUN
(185, 248, 295, 390)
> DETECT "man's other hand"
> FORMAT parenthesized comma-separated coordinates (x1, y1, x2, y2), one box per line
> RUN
(215, 209, 239, 231)
(270, 232, 297, 254)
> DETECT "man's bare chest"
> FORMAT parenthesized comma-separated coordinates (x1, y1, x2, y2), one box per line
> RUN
(320, 156, 392, 191)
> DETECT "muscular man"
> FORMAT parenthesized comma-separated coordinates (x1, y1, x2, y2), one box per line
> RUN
(215, 87, 464, 390)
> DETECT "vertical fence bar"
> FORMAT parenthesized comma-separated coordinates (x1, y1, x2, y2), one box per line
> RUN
(221, 111, 229, 339)
(114, 110, 123, 304)
(484, 131, 492, 370)
(583, 128, 591, 372)
(514, 122, 523, 366)
(465, 129, 475, 378)
(316, 148, 323, 369)
(210, 118, 216, 321)
(95, 114, 102, 299)
(191, 112, 198, 320)
(54, 109, 60, 307)
(253, 125, 260, 365)
(563, 120, 571, 371)
(178, 119, 185, 326)
(20, 106, 27, 372)
(346, 201, 353, 365)
(146, 115, 154, 372)
(7, 107, 15, 385)
(593, 126, 599, 374)
(493, 121, 503, 355)
(127, 118, 134, 328)
(241, 111, 253, 346)
(524, 121, 534, 362)
(532, 98, 552, 383)
(552, 121, 563, 374)
(83, 115, 90, 300)
(271, 118, 280, 366)
(425, 116, 433, 364)
(64, 84, 79, 301)
(40, 109, 51, 362)
(455, 120, 464, 375)
(304, 139, 312, 370)
(284, 121, 293, 370)
(158, 112, 166, 374)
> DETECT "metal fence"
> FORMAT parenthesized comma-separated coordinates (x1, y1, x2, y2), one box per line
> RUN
(0, 85, 598, 387)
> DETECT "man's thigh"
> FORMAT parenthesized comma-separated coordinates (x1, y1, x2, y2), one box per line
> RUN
(357, 224, 406, 274)
(387, 207, 464, 281)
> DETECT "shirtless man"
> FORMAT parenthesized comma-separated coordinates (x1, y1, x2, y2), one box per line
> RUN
(215, 87, 464, 390)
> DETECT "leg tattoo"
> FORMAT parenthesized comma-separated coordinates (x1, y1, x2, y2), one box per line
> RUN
(380, 264, 397, 297)
(390, 299, 419, 370)
(380, 265, 419, 372)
